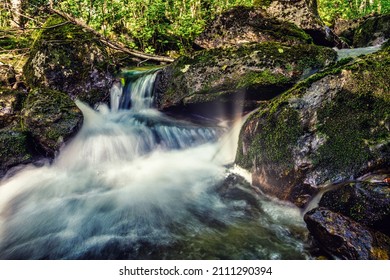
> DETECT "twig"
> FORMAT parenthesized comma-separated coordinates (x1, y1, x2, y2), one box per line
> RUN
(47, 7, 174, 63)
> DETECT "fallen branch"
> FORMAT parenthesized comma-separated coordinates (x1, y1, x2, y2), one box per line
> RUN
(47, 7, 174, 63)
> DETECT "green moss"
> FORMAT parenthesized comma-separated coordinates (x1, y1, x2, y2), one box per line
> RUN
(22, 88, 82, 155)
(0, 128, 32, 170)
(253, 0, 274, 8)
(237, 70, 290, 89)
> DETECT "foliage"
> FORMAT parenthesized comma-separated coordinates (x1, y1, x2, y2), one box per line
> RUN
(318, 0, 390, 25)
(1, 0, 390, 55)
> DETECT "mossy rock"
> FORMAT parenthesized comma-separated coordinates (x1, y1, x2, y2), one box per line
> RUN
(236, 48, 390, 207)
(194, 6, 312, 50)
(320, 181, 390, 236)
(0, 128, 34, 177)
(156, 42, 336, 118)
(23, 15, 115, 106)
(304, 207, 390, 260)
(262, 0, 345, 47)
(22, 88, 82, 156)
(353, 14, 390, 48)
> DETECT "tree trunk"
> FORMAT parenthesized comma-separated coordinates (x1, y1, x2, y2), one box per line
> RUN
(10, 0, 25, 28)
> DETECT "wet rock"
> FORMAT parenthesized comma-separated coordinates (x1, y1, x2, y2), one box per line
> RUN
(215, 173, 261, 216)
(194, 6, 312, 49)
(304, 207, 390, 259)
(320, 181, 390, 235)
(156, 42, 336, 119)
(236, 48, 390, 207)
(23, 15, 115, 106)
(353, 14, 390, 47)
(22, 88, 82, 157)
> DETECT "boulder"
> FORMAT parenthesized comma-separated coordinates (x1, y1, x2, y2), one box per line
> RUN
(304, 207, 390, 259)
(319, 181, 390, 235)
(23, 15, 115, 106)
(259, 0, 345, 47)
(156, 42, 336, 118)
(194, 6, 312, 49)
(22, 88, 82, 157)
(215, 173, 262, 217)
(236, 48, 390, 207)
(353, 14, 390, 47)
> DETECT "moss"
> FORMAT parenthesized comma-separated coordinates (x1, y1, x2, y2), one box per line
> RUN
(247, 106, 303, 170)
(0, 128, 33, 171)
(313, 50, 390, 176)
(253, 0, 274, 8)
(237, 70, 290, 88)
(23, 15, 114, 105)
(22, 88, 82, 155)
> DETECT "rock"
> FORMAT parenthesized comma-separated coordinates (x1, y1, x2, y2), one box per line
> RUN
(333, 17, 367, 46)
(23, 15, 115, 106)
(0, 128, 34, 177)
(259, 0, 345, 47)
(319, 181, 390, 235)
(236, 48, 390, 207)
(304, 207, 390, 259)
(353, 14, 390, 47)
(0, 87, 26, 128)
(0, 64, 16, 87)
(22, 88, 82, 157)
(194, 6, 312, 49)
(156, 42, 336, 119)
(215, 173, 262, 217)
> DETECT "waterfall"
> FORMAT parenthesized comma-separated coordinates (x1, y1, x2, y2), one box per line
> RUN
(0, 70, 308, 260)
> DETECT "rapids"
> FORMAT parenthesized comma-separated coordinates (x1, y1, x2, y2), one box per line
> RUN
(0, 70, 310, 259)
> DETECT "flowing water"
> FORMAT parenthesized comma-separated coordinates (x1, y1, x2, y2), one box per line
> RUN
(0, 69, 310, 260)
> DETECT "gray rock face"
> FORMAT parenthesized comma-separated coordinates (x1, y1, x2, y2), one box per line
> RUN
(194, 6, 312, 49)
(235, 48, 390, 207)
(23, 15, 115, 106)
(262, 0, 345, 47)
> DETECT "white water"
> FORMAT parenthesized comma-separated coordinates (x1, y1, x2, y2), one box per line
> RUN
(0, 71, 308, 259)
(335, 44, 383, 61)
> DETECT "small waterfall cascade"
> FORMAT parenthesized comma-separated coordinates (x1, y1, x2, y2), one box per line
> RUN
(110, 69, 159, 112)
(0, 70, 309, 260)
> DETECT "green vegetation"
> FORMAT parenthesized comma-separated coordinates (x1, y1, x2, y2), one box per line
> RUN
(318, 0, 390, 25)
(1, 1, 390, 56)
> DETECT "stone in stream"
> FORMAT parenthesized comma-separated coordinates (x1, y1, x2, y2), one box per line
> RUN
(304, 207, 390, 259)
(319, 181, 390, 236)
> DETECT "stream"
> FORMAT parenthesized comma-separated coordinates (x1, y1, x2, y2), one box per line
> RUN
(0, 69, 311, 259)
